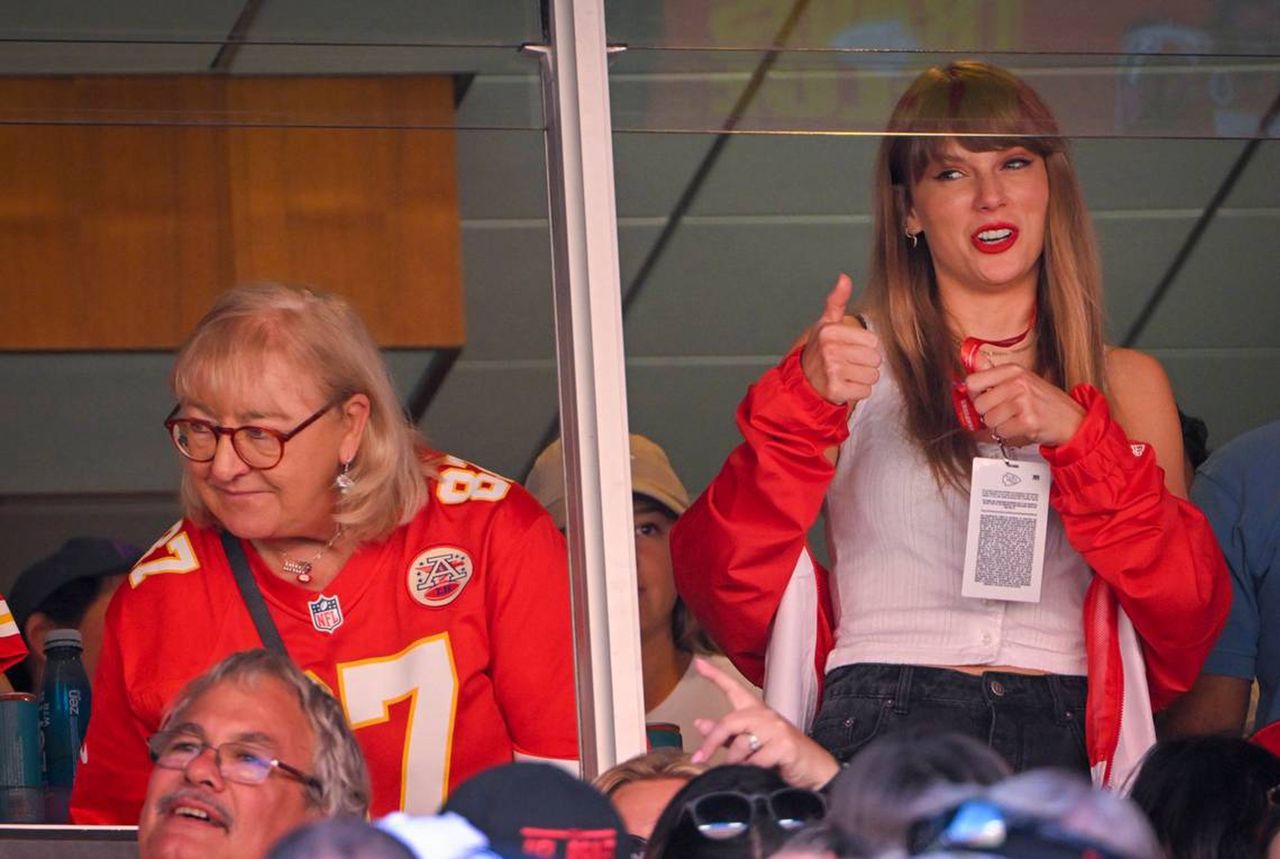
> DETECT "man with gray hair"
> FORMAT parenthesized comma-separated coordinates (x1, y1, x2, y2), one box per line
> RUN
(137, 649, 369, 859)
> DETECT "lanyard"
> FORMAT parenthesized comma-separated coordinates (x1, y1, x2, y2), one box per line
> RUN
(951, 307, 1037, 433)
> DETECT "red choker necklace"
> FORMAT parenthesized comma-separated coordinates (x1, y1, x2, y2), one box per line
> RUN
(951, 307, 1037, 432)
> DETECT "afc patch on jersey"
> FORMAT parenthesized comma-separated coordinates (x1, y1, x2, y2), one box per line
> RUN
(308, 594, 344, 634)
(408, 546, 474, 608)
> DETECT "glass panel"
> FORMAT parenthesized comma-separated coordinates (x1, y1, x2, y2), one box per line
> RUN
(1, 2, 557, 569)
(1, 0, 540, 46)
(613, 28, 1279, 594)
(0, 2, 543, 128)
(606, 0, 1280, 56)
(610, 48, 1280, 138)
(0, 49, 540, 129)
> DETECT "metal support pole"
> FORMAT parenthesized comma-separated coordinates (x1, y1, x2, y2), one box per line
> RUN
(528, 0, 646, 778)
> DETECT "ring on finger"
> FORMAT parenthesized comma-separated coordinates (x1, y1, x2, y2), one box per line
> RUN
(745, 733, 762, 754)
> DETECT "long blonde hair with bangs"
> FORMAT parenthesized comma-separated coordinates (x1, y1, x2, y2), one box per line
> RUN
(863, 61, 1107, 489)
(171, 283, 430, 542)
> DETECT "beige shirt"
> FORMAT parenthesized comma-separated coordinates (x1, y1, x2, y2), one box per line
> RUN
(646, 654, 760, 757)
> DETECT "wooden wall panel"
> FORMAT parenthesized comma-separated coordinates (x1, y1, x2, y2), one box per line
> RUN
(223, 77, 462, 347)
(0, 75, 462, 350)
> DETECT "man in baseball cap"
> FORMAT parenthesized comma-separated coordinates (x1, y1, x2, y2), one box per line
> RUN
(526, 435, 757, 759)
(444, 762, 625, 859)
(5, 537, 140, 692)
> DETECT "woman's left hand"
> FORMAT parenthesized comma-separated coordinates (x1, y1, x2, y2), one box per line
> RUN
(689, 658, 839, 791)
(964, 364, 1085, 448)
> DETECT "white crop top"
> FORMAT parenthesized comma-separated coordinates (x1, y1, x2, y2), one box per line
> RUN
(824, 347, 1089, 676)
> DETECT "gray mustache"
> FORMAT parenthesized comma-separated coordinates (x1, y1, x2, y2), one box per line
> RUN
(158, 787, 234, 828)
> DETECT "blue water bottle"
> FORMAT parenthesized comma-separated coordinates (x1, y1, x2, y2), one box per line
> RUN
(38, 629, 91, 823)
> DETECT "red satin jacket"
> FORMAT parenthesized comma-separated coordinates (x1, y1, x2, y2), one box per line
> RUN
(672, 349, 1231, 784)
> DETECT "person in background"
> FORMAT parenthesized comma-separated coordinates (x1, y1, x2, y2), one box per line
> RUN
(672, 60, 1230, 787)
(137, 649, 369, 859)
(267, 818, 416, 859)
(688, 657, 838, 791)
(642, 765, 826, 859)
(826, 730, 1010, 852)
(442, 761, 627, 859)
(373, 811, 500, 859)
(4, 537, 139, 693)
(73, 283, 577, 824)
(909, 769, 1161, 858)
(1261, 804, 1280, 859)
(0, 592, 27, 691)
(1177, 408, 1210, 476)
(770, 823, 870, 859)
(1163, 419, 1280, 739)
(527, 434, 758, 754)
(593, 748, 707, 846)
(1128, 734, 1280, 859)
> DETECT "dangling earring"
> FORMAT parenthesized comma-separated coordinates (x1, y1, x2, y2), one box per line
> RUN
(335, 460, 355, 494)
(905, 230, 919, 249)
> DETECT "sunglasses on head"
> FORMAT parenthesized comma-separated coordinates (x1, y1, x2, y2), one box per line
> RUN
(908, 799, 1135, 859)
(681, 788, 827, 841)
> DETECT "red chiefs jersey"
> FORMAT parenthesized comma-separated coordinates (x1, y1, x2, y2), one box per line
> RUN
(0, 593, 27, 673)
(70, 458, 578, 824)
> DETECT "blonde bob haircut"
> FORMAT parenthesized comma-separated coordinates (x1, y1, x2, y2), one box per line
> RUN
(863, 61, 1107, 489)
(592, 747, 707, 797)
(171, 283, 430, 542)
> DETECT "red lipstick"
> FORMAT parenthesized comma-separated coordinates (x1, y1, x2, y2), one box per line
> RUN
(970, 222, 1018, 254)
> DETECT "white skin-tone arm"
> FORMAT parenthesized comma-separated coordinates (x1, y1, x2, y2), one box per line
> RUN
(1099, 350, 1247, 738)
(797, 274, 882, 408)
(689, 657, 839, 790)
(964, 346, 1189, 499)
(1100, 347, 1190, 497)
(793, 274, 881, 465)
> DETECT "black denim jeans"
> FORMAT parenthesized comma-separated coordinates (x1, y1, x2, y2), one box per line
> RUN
(809, 663, 1089, 774)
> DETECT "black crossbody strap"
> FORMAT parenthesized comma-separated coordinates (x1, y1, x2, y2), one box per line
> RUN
(219, 530, 289, 657)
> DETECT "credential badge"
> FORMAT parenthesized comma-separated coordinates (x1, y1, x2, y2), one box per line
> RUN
(408, 546, 474, 608)
(308, 594, 344, 634)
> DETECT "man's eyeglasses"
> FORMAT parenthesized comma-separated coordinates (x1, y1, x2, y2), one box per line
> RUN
(147, 730, 322, 794)
(164, 400, 339, 470)
(908, 799, 1133, 859)
(682, 788, 827, 841)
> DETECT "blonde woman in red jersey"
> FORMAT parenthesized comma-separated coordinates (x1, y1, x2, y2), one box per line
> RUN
(73, 283, 577, 823)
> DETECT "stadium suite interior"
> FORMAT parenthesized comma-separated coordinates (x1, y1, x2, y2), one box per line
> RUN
(2, 0, 1277, 587)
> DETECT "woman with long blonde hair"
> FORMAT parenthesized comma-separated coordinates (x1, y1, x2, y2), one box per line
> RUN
(672, 61, 1230, 785)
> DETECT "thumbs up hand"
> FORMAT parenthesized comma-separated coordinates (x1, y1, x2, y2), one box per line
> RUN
(799, 274, 881, 405)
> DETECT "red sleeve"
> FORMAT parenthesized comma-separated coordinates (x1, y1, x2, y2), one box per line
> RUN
(485, 488, 579, 762)
(0, 594, 28, 673)
(1041, 384, 1232, 711)
(69, 596, 152, 824)
(671, 349, 846, 686)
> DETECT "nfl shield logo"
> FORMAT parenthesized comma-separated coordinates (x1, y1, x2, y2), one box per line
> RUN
(308, 594, 343, 634)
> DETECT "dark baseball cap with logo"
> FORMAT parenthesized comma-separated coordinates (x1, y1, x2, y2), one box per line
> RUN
(443, 762, 626, 859)
(8, 537, 141, 631)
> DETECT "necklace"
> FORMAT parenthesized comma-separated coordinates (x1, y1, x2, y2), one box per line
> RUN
(978, 334, 1035, 365)
(952, 306, 1038, 433)
(279, 526, 344, 585)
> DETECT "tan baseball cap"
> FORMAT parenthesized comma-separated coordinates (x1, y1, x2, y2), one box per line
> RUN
(525, 434, 691, 530)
